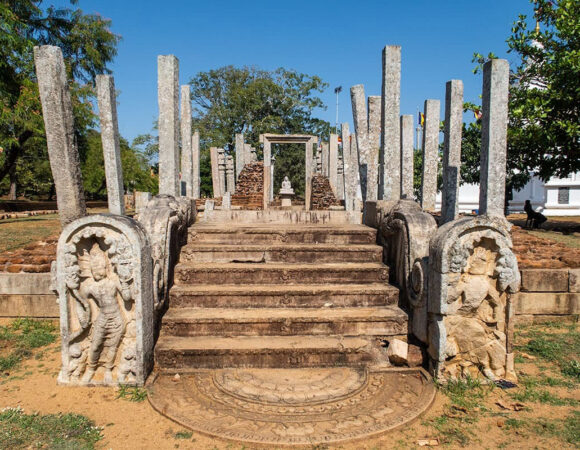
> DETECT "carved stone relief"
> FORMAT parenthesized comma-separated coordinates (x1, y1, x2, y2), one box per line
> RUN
(55, 215, 153, 386)
(428, 216, 520, 381)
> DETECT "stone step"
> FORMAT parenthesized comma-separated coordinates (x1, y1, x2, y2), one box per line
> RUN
(179, 244, 383, 264)
(201, 210, 362, 225)
(169, 283, 399, 308)
(174, 263, 389, 285)
(188, 225, 376, 245)
(154, 335, 380, 370)
(161, 306, 407, 337)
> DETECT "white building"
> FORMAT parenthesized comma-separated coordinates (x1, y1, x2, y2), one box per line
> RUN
(510, 172, 580, 216)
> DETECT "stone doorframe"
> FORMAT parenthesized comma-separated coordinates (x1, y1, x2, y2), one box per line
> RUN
(259, 134, 317, 210)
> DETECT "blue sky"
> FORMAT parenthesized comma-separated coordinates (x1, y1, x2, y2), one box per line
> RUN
(52, 0, 535, 143)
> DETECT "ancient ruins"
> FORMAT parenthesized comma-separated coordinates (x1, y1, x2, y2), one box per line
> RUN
(33, 42, 521, 444)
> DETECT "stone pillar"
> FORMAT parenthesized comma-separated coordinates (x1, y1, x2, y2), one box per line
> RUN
(321, 142, 329, 177)
(270, 156, 275, 202)
(180, 85, 193, 198)
(134, 191, 152, 214)
(235, 133, 244, 180)
(96, 74, 125, 215)
(192, 131, 200, 199)
(33, 45, 86, 225)
(440, 80, 463, 224)
(226, 155, 235, 194)
(337, 156, 345, 201)
(381, 45, 401, 202)
(329, 134, 339, 195)
(157, 55, 180, 197)
(222, 192, 231, 210)
(350, 85, 369, 201)
(479, 59, 510, 217)
(367, 95, 381, 201)
(210, 147, 221, 197)
(400, 115, 414, 199)
(305, 138, 316, 210)
(217, 149, 226, 197)
(421, 99, 440, 211)
(262, 138, 271, 209)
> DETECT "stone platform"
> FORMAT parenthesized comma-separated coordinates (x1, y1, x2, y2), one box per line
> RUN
(148, 367, 435, 446)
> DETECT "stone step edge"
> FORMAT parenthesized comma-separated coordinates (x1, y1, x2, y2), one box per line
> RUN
(175, 262, 387, 270)
(181, 244, 383, 252)
(162, 306, 408, 322)
(169, 283, 399, 295)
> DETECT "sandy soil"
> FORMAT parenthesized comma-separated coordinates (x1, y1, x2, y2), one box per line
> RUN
(1, 321, 578, 449)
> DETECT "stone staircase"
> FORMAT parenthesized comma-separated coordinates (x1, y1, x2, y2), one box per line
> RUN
(154, 223, 407, 371)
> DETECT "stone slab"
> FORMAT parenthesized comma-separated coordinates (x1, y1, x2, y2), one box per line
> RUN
(0, 294, 58, 317)
(201, 209, 362, 224)
(520, 269, 569, 292)
(0, 272, 52, 294)
(568, 268, 580, 292)
(512, 292, 579, 315)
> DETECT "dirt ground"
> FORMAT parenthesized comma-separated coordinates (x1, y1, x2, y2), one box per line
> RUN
(1, 318, 578, 449)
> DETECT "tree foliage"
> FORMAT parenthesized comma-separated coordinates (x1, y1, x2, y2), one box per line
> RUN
(472, 0, 579, 189)
(0, 0, 120, 199)
(187, 66, 330, 196)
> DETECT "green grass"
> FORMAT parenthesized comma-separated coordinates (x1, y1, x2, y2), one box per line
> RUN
(527, 229, 580, 249)
(174, 430, 193, 439)
(0, 216, 60, 253)
(516, 322, 580, 381)
(116, 385, 148, 402)
(0, 319, 58, 374)
(0, 407, 102, 449)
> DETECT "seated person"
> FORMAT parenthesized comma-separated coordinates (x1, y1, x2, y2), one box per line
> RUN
(524, 200, 547, 229)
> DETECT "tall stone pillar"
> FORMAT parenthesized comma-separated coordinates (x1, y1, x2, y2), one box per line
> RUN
(440, 80, 463, 224)
(337, 156, 345, 201)
(226, 155, 235, 194)
(210, 147, 221, 197)
(350, 85, 369, 201)
(192, 131, 200, 199)
(235, 133, 244, 180)
(321, 142, 329, 177)
(262, 138, 271, 209)
(380, 45, 401, 202)
(96, 74, 125, 215)
(158, 55, 180, 197)
(217, 148, 226, 197)
(479, 59, 510, 217)
(421, 99, 440, 211)
(305, 138, 316, 210)
(367, 95, 381, 201)
(329, 134, 339, 195)
(180, 85, 193, 198)
(400, 115, 414, 199)
(33, 45, 86, 225)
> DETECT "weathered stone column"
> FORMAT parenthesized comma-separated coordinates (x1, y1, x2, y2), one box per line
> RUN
(440, 80, 463, 224)
(262, 137, 271, 209)
(421, 99, 440, 211)
(158, 55, 180, 197)
(305, 137, 316, 210)
(217, 148, 226, 197)
(329, 134, 339, 194)
(210, 147, 221, 197)
(321, 142, 329, 177)
(33, 45, 86, 225)
(381, 45, 401, 202)
(235, 133, 244, 180)
(180, 85, 193, 198)
(367, 95, 381, 201)
(226, 155, 235, 194)
(479, 59, 510, 217)
(351, 85, 369, 200)
(96, 74, 125, 215)
(337, 156, 345, 200)
(400, 115, 414, 199)
(270, 156, 275, 202)
(192, 131, 200, 199)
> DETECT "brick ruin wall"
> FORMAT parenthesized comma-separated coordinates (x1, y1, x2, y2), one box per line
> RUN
(310, 175, 341, 210)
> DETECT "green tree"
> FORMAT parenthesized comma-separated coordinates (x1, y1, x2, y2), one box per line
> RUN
(0, 0, 120, 199)
(472, 0, 579, 189)
(189, 66, 330, 196)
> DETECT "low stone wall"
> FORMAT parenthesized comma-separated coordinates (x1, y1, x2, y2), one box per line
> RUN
(0, 273, 58, 317)
(513, 268, 579, 323)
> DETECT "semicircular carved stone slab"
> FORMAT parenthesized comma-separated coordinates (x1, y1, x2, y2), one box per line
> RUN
(54, 215, 153, 386)
(427, 216, 520, 382)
